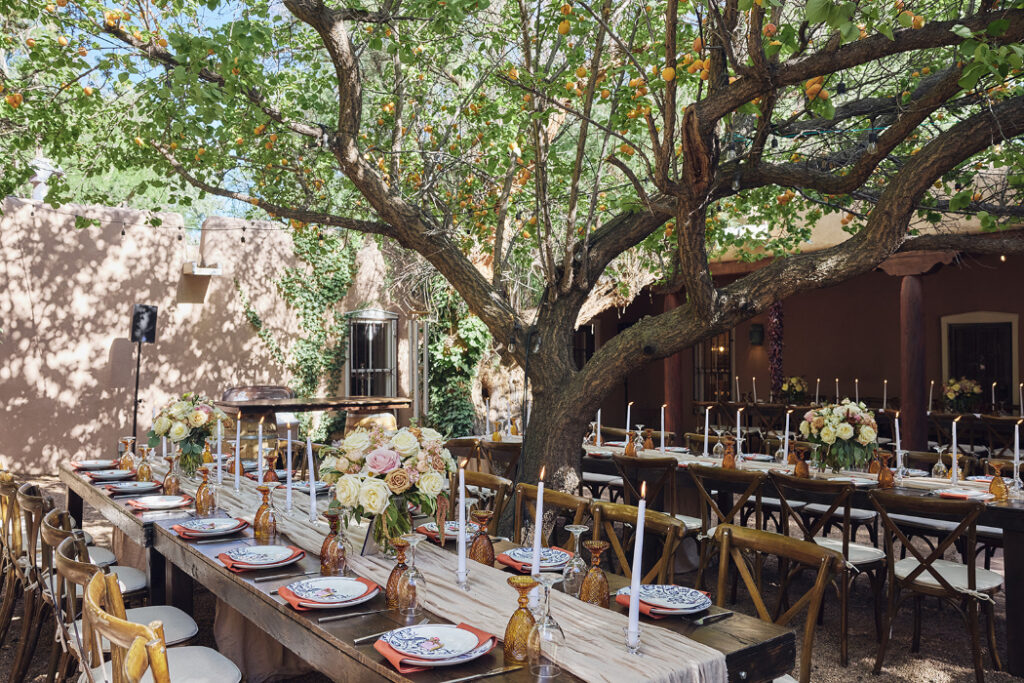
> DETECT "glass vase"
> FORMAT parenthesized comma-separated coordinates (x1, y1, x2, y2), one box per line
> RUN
(385, 538, 409, 608)
(371, 496, 412, 556)
(320, 509, 348, 576)
(579, 540, 610, 607)
(177, 445, 201, 478)
(505, 576, 538, 662)
(163, 455, 181, 496)
(195, 467, 216, 516)
(468, 509, 495, 566)
(253, 485, 279, 544)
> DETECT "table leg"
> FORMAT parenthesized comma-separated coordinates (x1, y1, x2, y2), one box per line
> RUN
(1004, 528, 1024, 675)
(147, 547, 166, 605)
(67, 486, 83, 528)
(167, 561, 194, 613)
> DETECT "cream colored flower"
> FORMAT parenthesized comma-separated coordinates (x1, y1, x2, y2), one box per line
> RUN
(419, 427, 443, 443)
(169, 401, 190, 419)
(836, 423, 855, 441)
(391, 429, 421, 458)
(858, 425, 877, 445)
(168, 421, 190, 442)
(335, 474, 362, 508)
(799, 420, 811, 437)
(188, 410, 209, 428)
(385, 468, 412, 495)
(820, 425, 837, 445)
(342, 430, 371, 455)
(417, 470, 445, 498)
(153, 416, 172, 436)
(358, 477, 391, 515)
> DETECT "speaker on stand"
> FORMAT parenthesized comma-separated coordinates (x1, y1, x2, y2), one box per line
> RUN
(130, 304, 158, 442)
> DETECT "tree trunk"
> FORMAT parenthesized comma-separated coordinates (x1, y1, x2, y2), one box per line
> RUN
(517, 382, 593, 494)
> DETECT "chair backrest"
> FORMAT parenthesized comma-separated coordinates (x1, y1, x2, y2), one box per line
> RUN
(0, 474, 24, 572)
(981, 415, 1020, 458)
(591, 501, 685, 584)
(448, 470, 512, 535)
(83, 571, 170, 683)
(444, 438, 480, 471)
(714, 524, 840, 683)
(512, 483, 589, 549)
(983, 457, 1023, 477)
(17, 482, 53, 581)
(611, 455, 678, 513)
(683, 432, 723, 453)
(902, 449, 980, 477)
(763, 437, 814, 458)
(869, 489, 984, 597)
(41, 510, 90, 674)
(478, 441, 522, 479)
(345, 412, 397, 435)
(55, 534, 104, 673)
(768, 472, 855, 558)
(687, 465, 766, 532)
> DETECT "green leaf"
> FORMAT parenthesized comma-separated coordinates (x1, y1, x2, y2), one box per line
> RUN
(806, 0, 830, 24)
(878, 24, 894, 40)
(987, 19, 1010, 36)
(951, 24, 973, 38)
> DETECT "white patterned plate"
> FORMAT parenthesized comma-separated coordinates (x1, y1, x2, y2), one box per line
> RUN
(966, 475, 1013, 484)
(382, 624, 480, 660)
(604, 441, 627, 447)
(286, 576, 371, 604)
(131, 495, 190, 510)
(75, 460, 119, 470)
(617, 584, 712, 614)
(290, 480, 330, 494)
(419, 521, 481, 536)
(744, 454, 774, 462)
(589, 450, 613, 459)
(106, 481, 162, 494)
(935, 488, 995, 501)
(240, 460, 259, 471)
(179, 518, 247, 535)
(398, 637, 494, 668)
(294, 588, 379, 610)
(505, 546, 571, 569)
(664, 446, 689, 454)
(89, 469, 136, 481)
(226, 544, 297, 567)
(890, 468, 930, 478)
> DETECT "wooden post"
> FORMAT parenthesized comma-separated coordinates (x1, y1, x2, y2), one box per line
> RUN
(900, 275, 927, 450)
(664, 292, 685, 445)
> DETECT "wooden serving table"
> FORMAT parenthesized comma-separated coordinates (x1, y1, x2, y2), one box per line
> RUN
(61, 460, 794, 682)
(216, 396, 411, 418)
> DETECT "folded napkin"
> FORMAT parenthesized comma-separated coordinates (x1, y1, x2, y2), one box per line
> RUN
(415, 525, 449, 544)
(277, 577, 379, 611)
(171, 518, 249, 540)
(496, 547, 573, 573)
(217, 546, 305, 573)
(373, 622, 495, 674)
(938, 490, 991, 500)
(614, 589, 712, 620)
(124, 494, 192, 510)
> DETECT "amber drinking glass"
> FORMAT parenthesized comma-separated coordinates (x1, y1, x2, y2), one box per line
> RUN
(195, 467, 216, 516)
(385, 538, 410, 608)
(505, 576, 538, 662)
(320, 509, 348, 576)
(468, 509, 495, 565)
(262, 451, 279, 483)
(162, 455, 181, 495)
(253, 485, 279, 544)
(579, 540, 610, 607)
(118, 436, 136, 471)
(135, 446, 153, 482)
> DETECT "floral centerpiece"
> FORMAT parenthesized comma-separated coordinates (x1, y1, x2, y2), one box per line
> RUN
(148, 393, 229, 476)
(780, 376, 809, 404)
(319, 426, 455, 551)
(799, 400, 878, 472)
(944, 377, 983, 413)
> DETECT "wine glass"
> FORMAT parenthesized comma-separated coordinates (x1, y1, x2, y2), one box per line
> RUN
(931, 444, 948, 478)
(528, 572, 566, 678)
(561, 524, 589, 597)
(711, 426, 726, 458)
(397, 533, 428, 618)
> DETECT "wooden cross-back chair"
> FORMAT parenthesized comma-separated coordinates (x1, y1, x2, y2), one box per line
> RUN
(981, 415, 1019, 458)
(512, 484, 589, 552)
(612, 455, 701, 536)
(9, 482, 55, 682)
(0, 473, 26, 649)
(448, 470, 512, 536)
(901, 449, 981, 478)
(444, 438, 481, 472)
(769, 472, 885, 667)
(686, 465, 766, 590)
(683, 432, 724, 454)
(714, 524, 841, 683)
(869, 490, 1002, 683)
(590, 501, 685, 584)
(478, 441, 522, 479)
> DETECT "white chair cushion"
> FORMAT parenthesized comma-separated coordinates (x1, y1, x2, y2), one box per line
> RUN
(108, 565, 148, 593)
(761, 497, 805, 510)
(85, 545, 117, 567)
(581, 473, 623, 486)
(815, 537, 885, 564)
(80, 645, 241, 683)
(803, 504, 876, 521)
(893, 557, 1003, 593)
(773, 674, 799, 682)
(888, 513, 1002, 540)
(673, 514, 703, 532)
(75, 605, 198, 651)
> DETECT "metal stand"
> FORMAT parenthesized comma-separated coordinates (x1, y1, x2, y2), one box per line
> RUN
(132, 340, 142, 441)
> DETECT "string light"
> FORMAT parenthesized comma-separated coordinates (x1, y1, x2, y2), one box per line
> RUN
(867, 131, 879, 154)
(732, 170, 741, 191)
(241, 226, 246, 243)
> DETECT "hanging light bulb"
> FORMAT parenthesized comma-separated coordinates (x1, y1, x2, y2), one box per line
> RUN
(732, 171, 741, 191)
(121, 228, 126, 237)
(867, 131, 878, 154)
(770, 136, 778, 149)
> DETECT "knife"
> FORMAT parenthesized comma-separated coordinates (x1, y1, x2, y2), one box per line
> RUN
(317, 608, 393, 623)
(689, 611, 733, 626)
(353, 617, 428, 644)
(438, 665, 524, 683)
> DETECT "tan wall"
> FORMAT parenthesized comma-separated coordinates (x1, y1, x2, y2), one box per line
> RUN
(0, 198, 416, 474)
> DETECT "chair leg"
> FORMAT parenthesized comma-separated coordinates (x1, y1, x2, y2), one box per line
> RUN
(46, 628, 61, 683)
(10, 589, 52, 683)
(840, 568, 849, 667)
(0, 573, 21, 648)
(966, 599, 984, 683)
(985, 600, 1002, 671)
(10, 586, 39, 683)
(911, 595, 922, 653)
(871, 570, 884, 643)
(873, 590, 899, 675)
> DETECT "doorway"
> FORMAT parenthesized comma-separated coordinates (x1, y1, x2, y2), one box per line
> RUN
(941, 312, 1019, 407)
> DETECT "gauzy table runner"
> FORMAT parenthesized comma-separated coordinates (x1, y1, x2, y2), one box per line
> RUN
(150, 462, 728, 683)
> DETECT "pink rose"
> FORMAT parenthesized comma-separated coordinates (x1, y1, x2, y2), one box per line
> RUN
(365, 448, 401, 474)
(804, 411, 814, 422)
(404, 465, 420, 484)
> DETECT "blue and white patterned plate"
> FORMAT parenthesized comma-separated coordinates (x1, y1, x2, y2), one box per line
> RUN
(419, 521, 481, 536)
(226, 544, 297, 567)
(617, 584, 712, 614)
(180, 518, 246, 535)
(287, 576, 370, 604)
(381, 624, 480, 660)
(505, 546, 571, 568)
(130, 495, 190, 510)
(89, 469, 136, 481)
(744, 454, 774, 462)
(106, 481, 161, 494)
(398, 637, 494, 668)
(75, 460, 119, 470)
(290, 480, 330, 494)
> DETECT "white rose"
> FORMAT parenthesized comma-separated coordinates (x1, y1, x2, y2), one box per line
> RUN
(391, 429, 421, 458)
(153, 416, 172, 436)
(335, 474, 362, 508)
(858, 425, 877, 445)
(820, 426, 837, 445)
(799, 421, 810, 437)
(169, 401, 190, 419)
(417, 470, 444, 498)
(342, 430, 371, 455)
(836, 423, 855, 441)
(358, 477, 392, 515)
(188, 410, 209, 428)
(168, 421, 190, 443)
(419, 427, 443, 443)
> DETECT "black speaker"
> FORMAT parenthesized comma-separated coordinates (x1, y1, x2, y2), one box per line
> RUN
(130, 304, 157, 344)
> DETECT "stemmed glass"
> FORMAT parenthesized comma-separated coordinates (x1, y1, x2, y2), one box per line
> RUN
(931, 444, 948, 478)
(528, 573, 566, 678)
(397, 533, 428, 618)
(561, 524, 589, 597)
(711, 426, 726, 458)
(635, 424, 645, 447)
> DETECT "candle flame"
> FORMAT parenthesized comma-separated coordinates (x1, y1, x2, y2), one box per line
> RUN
(661, 403, 667, 409)
(955, 415, 963, 423)
(459, 458, 468, 469)
(259, 415, 266, 425)
(1018, 419, 1023, 426)
(994, 381, 998, 387)
(787, 408, 794, 414)
(884, 379, 888, 384)
(539, 466, 546, 481)
(738, 406, 745, 413)
(628, 401, 634, 406)
(896, 410, 900, 418)
(640, 481, 647, 499)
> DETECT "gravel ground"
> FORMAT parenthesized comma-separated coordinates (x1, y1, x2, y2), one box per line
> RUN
(1, 476, 1016, 682)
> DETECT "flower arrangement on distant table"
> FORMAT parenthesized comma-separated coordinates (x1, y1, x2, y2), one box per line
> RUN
(780, 376, 809, 404)
(944, 377, 983, 413)
(148, 393, 228, 476)
(319, 426, 455, 550)
(799, 400, 878, 472)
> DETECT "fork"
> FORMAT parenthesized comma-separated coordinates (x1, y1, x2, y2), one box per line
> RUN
(353, 617, 428, 644)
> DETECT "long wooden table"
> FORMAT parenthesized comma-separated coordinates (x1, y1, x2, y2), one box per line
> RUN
(216, 396, 411, 417)
(61, 461, 794, 682)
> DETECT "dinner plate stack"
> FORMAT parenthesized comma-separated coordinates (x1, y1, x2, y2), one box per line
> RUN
(223, 544, 304, 570)
(616, 584, 713, 615)
(127, 494, 192, 510)
(379, 624, 496, 668)
(282, 576, 379, 610)
(74, 459, 120, 471)
(88, 469, 136, 482)
(177, 517, 248, 538)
